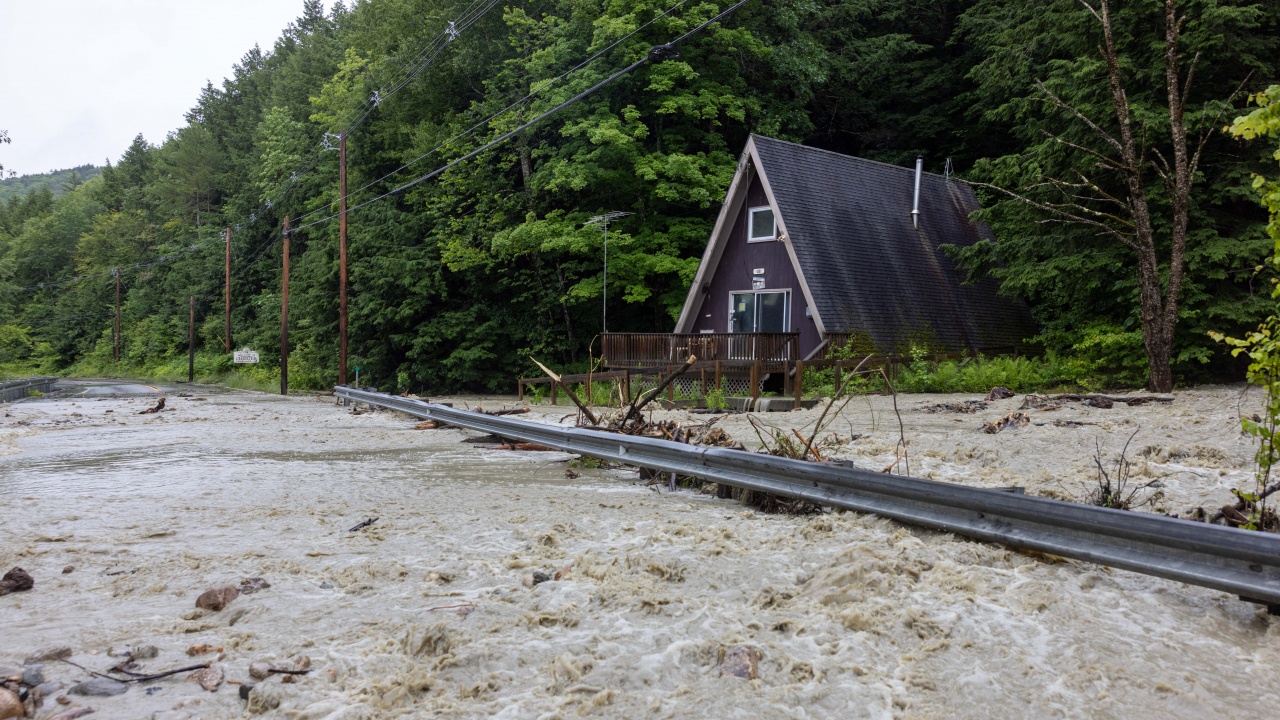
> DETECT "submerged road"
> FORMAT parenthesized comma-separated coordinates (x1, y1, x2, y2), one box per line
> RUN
(1, 385, 1278, 718)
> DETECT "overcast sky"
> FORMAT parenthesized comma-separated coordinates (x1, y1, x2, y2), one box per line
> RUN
(0, 1, 330, 177)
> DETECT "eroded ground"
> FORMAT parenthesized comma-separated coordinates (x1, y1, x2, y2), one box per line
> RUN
(1, 382, 1278, 719)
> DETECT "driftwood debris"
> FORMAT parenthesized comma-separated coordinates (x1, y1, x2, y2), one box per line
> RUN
(983, 412, 1031, 434)
(138, 397, 166, 414)
(1021, 393, 1172, 410)
(620, 355, 696, 429)
(347, 517, 378, 532)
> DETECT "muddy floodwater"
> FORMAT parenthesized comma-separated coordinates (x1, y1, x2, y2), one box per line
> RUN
(2, 381, 1279, 719)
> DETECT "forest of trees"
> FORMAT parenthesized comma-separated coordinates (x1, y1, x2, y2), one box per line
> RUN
(0, 165, 103, 203)
(1, 0, 1278, 392)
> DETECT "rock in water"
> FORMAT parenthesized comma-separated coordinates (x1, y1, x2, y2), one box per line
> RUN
(195, 585, 239, 611)
(68, 678, 128, 697)
(719, 645, 762, 680)
(0, 567, 33, 596)
(129, 645, 159, 660)
(238, 577, 270, 594)
(21, 665, 44, 686)
(247, 663, 272, 680)
(24, 647, 71, 665)
(0, 688, 23, 720)
(187, 665, 224, 692)
(238, 683, 254, 700)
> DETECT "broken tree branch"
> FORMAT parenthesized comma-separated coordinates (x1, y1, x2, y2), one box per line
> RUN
(530, 356, 598, 426)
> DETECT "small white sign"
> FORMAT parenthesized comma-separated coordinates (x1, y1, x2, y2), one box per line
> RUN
(233, 348, 260, 364)
(752, 268, 766, 275)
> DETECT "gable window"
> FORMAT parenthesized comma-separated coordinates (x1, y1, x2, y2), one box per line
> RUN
(748, 206, 776, 242)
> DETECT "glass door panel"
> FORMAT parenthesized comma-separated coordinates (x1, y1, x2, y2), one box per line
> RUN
(757, 292, 788, 333)
(730, 293, 755, 333)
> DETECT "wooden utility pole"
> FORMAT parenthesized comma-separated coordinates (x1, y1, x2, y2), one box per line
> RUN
(113, 267, 121, 362)
(188, 296, 195, 383)
(224, 227, 231, 353)
(338, 133, 349, 386)
(281, 217, 291, 396)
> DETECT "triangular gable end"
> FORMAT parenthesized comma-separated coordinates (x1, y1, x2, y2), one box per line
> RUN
(674, 136, 828, 336)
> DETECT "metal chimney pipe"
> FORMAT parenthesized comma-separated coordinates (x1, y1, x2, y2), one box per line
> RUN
(911, 156, 923, 229)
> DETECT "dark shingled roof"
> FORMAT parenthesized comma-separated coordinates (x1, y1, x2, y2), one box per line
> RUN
(752, 134, 1036, 353)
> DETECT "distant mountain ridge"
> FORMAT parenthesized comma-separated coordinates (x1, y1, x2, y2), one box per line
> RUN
(0, 165, 103, 202)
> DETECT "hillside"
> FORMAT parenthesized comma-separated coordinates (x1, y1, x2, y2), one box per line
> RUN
(0, 164, 103, 202)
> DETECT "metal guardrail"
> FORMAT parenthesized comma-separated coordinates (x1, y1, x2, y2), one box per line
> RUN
(335, 386, 1280, 607)
(0, 376, 58, 403)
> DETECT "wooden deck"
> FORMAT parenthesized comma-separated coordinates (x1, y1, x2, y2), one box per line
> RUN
(601, 332, 798, 371)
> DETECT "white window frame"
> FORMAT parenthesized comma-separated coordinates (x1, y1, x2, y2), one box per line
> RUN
(747, 206, 776, 243)
(727, 289, 791, 333)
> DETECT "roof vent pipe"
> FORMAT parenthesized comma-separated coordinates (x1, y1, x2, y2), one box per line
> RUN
(911, 155, 923, 229)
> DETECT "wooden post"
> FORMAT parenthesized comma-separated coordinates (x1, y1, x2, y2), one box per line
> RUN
(338, 133, 349, 387)
(667, 369, 675, 401)
(113, 266, 120, 361)
(280, 217, 291, 396)
(834, 362, 842, 396)
(794, 360, 804, 409)
(623, 370, 632, 403)
(188, 296, 195, 383)
(224, 227, 231, 353)
(751, 360, 760, 401)
(783, 360, 792, 396)
(550, 381, 558, 405)
(700, 368, 707, 399)
(715, 360, 722, 391)
(518, 379, 524, 401)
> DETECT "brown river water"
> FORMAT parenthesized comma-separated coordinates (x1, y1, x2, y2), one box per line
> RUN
(1, 380, 1278, 719)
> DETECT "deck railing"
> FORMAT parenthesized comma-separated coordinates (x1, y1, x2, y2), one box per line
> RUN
(601, 332, 799, 370)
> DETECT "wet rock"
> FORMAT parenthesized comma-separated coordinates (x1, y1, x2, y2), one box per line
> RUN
(718, 645, 762, 680)
(68, 678, 128, 697)
(986, 386, 1015, 401)
(49, 709, 94, 720)
(238, 682, 254, 701)
(245, 683, 282, 714)
(238, 577, 270, 595)
(55, 696, 69, 705)
(129, 645, 159, 660)
(0, 688, 22, 719)
(34, 682, 63, 697)
(62, 566, 74, 574)
(318, 581, 335, 590)
(322, 667, 338, 683)
(1084, 396, 1114, 409)
(195, 585, 239, 612)
(24, 647, 71, 665)
(247, 663, 271, 681)
(0, 567, 33, 596)
(21, 666, 44, 686)
(187, 665, 223, 692)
